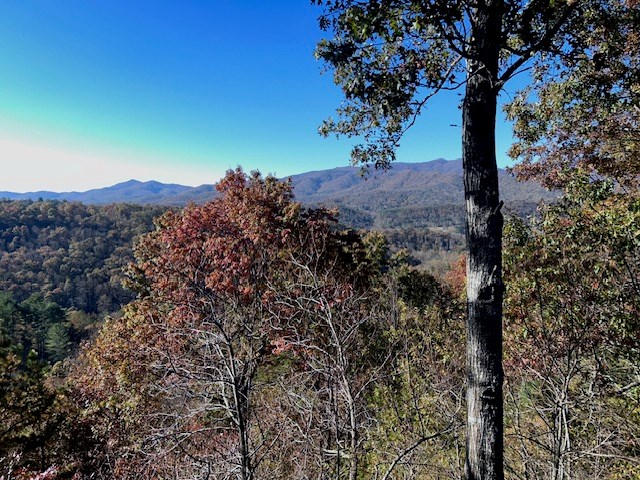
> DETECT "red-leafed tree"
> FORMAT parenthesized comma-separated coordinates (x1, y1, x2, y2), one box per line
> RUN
(72, 168, 390, 479)
(73, 169, 307, 478)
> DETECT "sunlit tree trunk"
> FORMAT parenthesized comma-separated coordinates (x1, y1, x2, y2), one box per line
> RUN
(462, 1, 504, 479)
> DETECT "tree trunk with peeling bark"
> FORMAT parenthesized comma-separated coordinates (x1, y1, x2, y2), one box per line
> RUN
(462, 2, 504, 479)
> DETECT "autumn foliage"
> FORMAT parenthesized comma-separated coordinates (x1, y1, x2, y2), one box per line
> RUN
(3, 168, 640, 479)
(70, 169, 393, 478)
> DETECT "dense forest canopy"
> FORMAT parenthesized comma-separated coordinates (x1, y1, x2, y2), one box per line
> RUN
(1, 165, 638, 479)
(0, 200, 167, 313)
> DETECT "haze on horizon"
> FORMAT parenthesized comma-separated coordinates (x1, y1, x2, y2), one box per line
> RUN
(0, 1, 517, 193)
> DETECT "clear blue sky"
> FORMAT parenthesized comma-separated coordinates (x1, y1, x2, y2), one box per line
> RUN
(0, 1, 517, 192)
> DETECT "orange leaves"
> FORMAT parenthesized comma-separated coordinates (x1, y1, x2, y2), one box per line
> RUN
(443, 253, 466, 297)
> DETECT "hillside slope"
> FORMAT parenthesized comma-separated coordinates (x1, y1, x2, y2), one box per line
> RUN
(288, 159, 556, 229)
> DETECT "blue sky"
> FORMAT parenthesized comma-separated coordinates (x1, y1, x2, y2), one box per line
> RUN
(0, 1, 517, 192)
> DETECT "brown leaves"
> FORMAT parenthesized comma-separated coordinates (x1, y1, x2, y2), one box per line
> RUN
(70, 168, 385, 477)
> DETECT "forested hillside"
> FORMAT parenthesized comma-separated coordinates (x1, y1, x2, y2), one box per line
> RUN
(290, 160, 557, 229)
(0, 198, 463, 315)
(0, 200, 170, 380)
(0, 196, 463, 377)
(0, 200, 167, 313)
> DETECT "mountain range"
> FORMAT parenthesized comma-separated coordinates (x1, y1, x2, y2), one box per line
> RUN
(0, 159, 556, 229)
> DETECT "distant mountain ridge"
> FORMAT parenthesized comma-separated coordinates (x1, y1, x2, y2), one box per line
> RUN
(0, 179, 195, 204)
(287, 159, 556, 228)
(0, 159, 556, 229)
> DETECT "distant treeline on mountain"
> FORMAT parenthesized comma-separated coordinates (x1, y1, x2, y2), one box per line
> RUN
(0, 159, 556, 229)
(289, 159, 557, 229)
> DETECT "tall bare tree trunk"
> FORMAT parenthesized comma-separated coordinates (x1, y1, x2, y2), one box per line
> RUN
(462, 1, 504, 479)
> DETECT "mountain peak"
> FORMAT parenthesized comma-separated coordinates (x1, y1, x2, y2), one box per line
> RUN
(115, 179, 143, 187)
